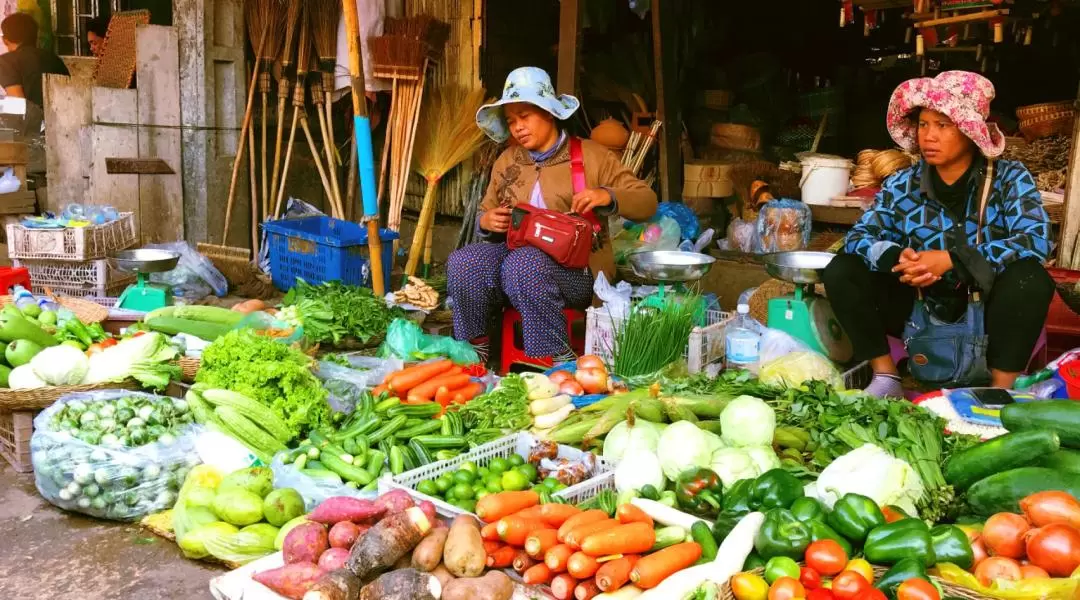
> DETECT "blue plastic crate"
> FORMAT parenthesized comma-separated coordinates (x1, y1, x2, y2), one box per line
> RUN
(263, 216, 398, 291)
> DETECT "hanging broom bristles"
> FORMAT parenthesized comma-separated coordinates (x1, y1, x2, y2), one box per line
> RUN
(245, 0, 288, 62)
(279, 0, 302, 68)
(309, 0, 341, 74)
(269, 0, 302, 221)
(368, 36, 426, 81)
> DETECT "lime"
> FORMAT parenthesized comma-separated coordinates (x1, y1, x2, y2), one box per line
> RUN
(542, 477, 562, 491)
(477, 466, 491, 479)
(476, 490, 491, 500)
(452, 469, 476, 485)
(455, 499, 477, 513)
(416, 480, 439, 496)
(508, 454, 525, 467)
(452, 483, 475, 500)
(435, 475, 453, 493)
(553, 482, 568, 491)
(501, 469, 530, 492)
(459, 460, 479, 474)
(516, 463, 539, 483)
(486, 479, 503, 493)
(488, 457, 510, 474)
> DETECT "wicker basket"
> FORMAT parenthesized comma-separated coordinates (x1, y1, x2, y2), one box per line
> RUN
(0, 379, 141, 411)
(179, 356, 200, 383)
(720, 566, 988, 600)
(1020, 111, 1076, 141)
(1017, 100, 1075, 121)
(0, 294, 110, 323)
(685, 160, 735, 198)
(711, 123, 762, 152)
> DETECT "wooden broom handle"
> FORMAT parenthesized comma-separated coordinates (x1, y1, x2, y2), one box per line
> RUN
(222, 29, 268, 244)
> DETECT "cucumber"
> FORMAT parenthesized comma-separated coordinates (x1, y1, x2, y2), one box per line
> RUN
(368, 414, 408, 443)
(944, 430, 1061, 490)
(966, 467, 1080, 516)
(395, 419, 443, 439)
(413, 435, 468, 449)
(1039, 449, 1080, 474)
(1001, 401, 1080, 448)
(691, 521, 719, 562)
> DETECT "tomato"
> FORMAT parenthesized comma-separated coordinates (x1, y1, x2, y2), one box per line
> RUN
(831, 571, 870, 600)
(767, 577, 806, 600)
(765, 557, 801, 584)
(896, 578, 940, 600)
(853, 589, 887, 600)
(807, 588, 835, 600)
(806, 540, 849, 576)
(1019, 564, 1050, 579)
(800, 566, 822, 590)
(731, 572, 770, 600)
(974, 556, 1022, 587)
(844, 559, 874, 584)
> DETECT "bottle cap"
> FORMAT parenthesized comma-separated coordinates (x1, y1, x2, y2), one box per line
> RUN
(737, 304, 750, 314)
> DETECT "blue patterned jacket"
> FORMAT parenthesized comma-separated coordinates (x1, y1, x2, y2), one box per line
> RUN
(844, 159, 1051, 292)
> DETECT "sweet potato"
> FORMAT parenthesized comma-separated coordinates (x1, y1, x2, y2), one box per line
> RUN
(253, 562, 325, 600)
(328, 521, 362, 550)
(417, 500, 437, 523)
(284, 523, 330, 565)
(357, 568, 441, 600)
(372, 489, 415, 515)
(346, 506, 432, 581)
(443, 514, 486, 577)
(440, 570, 514, 600)
(309, 497, 385, 525)
(411, 526, 450, 572)
(317, 548, 350, 572)
(303, 569, 361, 600)
(430, 564, 455, 589)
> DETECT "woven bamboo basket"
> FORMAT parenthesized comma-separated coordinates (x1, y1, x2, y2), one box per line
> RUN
(0, 295, 109, 324)
(720, 566, 988, 600)
(1017, 100, 1075, 121)
(684, 160, 735, 198)
(0, 379, 142, 411)
(1019, 111, 1076, 140)
(711, 123, 762, 152)
(179, 356, 200, 383)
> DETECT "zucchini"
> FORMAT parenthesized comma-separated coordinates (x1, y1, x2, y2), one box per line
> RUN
(320, 451, 375, 485)
(409, 439, 433, 466)
(374, 397, 400, 413)
(341, 436, 359, 456)
(366, 449, 387, 475)
(368, 414, 408, 443)
(447, 412, 464, 436)
(691, 521, 719, 561)
(400, 445, 418, 471)
(966, 467, 1080, 516)
(1038, 449, 1080, 474)
(434, 449, 460, 462)
(1001, 401, 1080, 448)
(944, 430, 1061, 490)
(412, 435, 468, 449)
(389, 446, 405, 475)
(388, 403, 442, 418)
(358, 391, 374, 415)
(395, 419, 443, 439)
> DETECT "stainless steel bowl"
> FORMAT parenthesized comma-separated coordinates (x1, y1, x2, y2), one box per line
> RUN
(763, 251, 836, 285)
(110, 248, 181, 274)
(629, 250, 716, 282)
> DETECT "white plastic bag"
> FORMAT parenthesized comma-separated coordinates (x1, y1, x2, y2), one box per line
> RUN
(270, 453, 373, 511)
(594, 271, 633, 321)
(758, 327, 812, 365)
(314, 355, 404, 414)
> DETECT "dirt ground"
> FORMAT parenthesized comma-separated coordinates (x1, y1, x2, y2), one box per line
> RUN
(0, 464, 221, 599)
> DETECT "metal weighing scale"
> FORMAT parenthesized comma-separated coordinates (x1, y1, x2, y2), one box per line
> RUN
(628, 250, 716, 325)
(763, 251, 853, 362)
(110, 249, 181, 311)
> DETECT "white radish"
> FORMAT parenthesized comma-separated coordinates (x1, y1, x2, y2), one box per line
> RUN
(630, 498, 710, 530)
(530, 394, 571, 415)
(533, 403, 574, 430)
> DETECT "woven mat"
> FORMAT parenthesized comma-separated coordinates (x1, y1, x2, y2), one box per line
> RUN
(94, 10, 150, 89)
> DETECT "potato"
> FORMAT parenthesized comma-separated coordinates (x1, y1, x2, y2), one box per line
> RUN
(430, 565, 455, 590)
(284, 523, 329, 565)
(442, 515, 486, 578)
(393, 551, 413, 570)
(411, 526, 449, 572)
(440, 571, 514, 600)
(317, 548, 349, 571)
(328, 521, 361, 550)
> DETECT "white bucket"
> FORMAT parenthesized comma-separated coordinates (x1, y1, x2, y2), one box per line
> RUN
(798, 152, 852, 205)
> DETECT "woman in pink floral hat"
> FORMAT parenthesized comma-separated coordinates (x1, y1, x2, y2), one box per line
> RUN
(822, 71, 1054, 395)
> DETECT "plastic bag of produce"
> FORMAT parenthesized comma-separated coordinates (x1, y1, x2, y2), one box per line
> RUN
(933, 563, 1079, 599)
(759, 351, 844, 389)
(314, 356, 404, 414)
(269, 453, 374, 511)
(378, 318, 479, 365)
(31, 390, 202, 521)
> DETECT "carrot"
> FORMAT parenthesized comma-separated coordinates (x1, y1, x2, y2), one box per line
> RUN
(476, 490, 540, 522)
(434, 385, 462, 407)
(565, 518, 619, 550)
(483, 540, 504, 554)
(541, 503, 581, 528)
(481, 522, 500, 541)
(525, 528, 560, 558)
(523, 563, 553, 586)
(497, 516, 548, 547)
(545, 543, 574, 572)
(550, 573, 579, 600)
(557, 510, 609, 543)
(513, 552, 538, 574)
(371, 383, 389, 397)
(387, 360, 454, 393)
(567, 552, 600, 579)
(616, 504, 654, 527)
(595, 555, 639, 592)
(629, 542, 702, 589)
(486, 545, 517, 568)
(580, 522, 657, 557)
(452, 382, 484, 404)
(511, 505, 546, 520)
(407, 372, 470, 402)
(575, 580, 602, 600)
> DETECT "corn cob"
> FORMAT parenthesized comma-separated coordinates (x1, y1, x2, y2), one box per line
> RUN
(173, 305, 246, 327)
(200, 388, 293, 443)
(214, 406, 287, 458)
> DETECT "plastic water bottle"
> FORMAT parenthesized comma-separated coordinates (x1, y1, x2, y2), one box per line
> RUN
(11, 285, 35, 310)
(725, 303, 761, 372)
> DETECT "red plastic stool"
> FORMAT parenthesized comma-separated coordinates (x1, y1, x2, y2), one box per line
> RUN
(0, 267, 31, 295)
(500, 308, 586, 374)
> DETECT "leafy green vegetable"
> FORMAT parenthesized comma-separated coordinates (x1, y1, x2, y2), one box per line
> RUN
(449, 375, 531, 443)
(611, 296, 701, 377)
(195, 329, 329, 438)
(283, 279, 403, 345)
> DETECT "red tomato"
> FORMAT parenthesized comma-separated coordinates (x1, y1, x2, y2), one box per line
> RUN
(852, 589, 887, 600)
(767, 577, 806, 600)
(844, 559, 874, 584)
(100, 337, 118, 348)
(807, 589, 835, 600)
(805, 540, 849, 576)
(896, 578, 940, 600)
(831, 571, 870, 600)
(800, 566, 822, 590)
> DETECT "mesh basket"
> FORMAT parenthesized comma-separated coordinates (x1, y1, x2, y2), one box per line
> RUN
(6, 213, 138, 261)
(584, 306, 733, 374)
(13, 258, 135, 293)
(378, 432, 615, 519)
(0, 410, 35, 472)
(842, 360, 872, 390)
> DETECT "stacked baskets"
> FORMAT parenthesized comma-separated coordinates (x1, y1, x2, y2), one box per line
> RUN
(5, 213, 139, 303)
(1017, 101, 1076, 141)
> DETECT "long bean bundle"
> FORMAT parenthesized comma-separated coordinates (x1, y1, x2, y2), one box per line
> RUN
(611, 296, 700, 378)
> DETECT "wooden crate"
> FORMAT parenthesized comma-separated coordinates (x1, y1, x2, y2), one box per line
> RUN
(0, 410, 36, 473)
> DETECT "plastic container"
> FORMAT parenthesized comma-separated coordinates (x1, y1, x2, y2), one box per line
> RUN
(6, 212, 138, 261)
(798, 153, 852, 205)
(584, 305, 733, 374)
(726, 304, 761, 371)
(1058, 359, 1080, 398)
(262, 216, 398, 292)
(13, 258, 135, 296)
(0, 409, 35, 472)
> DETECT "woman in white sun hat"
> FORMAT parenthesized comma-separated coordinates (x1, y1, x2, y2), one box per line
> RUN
(447, 67, 657, 364)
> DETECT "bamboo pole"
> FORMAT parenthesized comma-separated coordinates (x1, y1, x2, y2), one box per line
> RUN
(274, 105, 301, 219)
(259, 71, 271, 221)
(222, 30, 267, 243)
(248, 119, 259, 254)
(269, 76, 290, 221)
(300, 114, 339, 217)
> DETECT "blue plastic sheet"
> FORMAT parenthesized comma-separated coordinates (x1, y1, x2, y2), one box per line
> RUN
(656, 202, 701, 241)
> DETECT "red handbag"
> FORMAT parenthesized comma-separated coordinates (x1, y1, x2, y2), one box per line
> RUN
(506, 137, 601, 270)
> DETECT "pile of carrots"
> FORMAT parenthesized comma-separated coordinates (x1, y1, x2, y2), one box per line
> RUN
(475, 490, 703, 599)
(373, 359, 484, 407)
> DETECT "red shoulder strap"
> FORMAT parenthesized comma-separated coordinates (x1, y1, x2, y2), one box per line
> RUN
(568, 137, 600, 230)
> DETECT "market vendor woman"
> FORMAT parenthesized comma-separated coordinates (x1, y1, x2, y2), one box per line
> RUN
(447, 67, 657, 363)
(823, 71, 1054, 395)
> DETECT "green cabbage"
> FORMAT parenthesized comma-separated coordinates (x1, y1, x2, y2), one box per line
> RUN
(744, 445, 782, 473)
(759, 351, 845, 389)
(806, 444, 924, 516)
(603, 419, 666, 463)
(614, 447, 666, 494)
(719, 395, 776, 447)
(709, 447, 762, 488)
(657, 421, 714, 480)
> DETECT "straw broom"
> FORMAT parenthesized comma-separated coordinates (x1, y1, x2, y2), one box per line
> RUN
(404, 86, 490, 279)
(245, 0, 287, 225)
(268, 0, 302, 218)
(222, 28, 267, 244)
(310, 0, 343, 201)
(310, 77, 343, 215)
(272, 4, 311, 219)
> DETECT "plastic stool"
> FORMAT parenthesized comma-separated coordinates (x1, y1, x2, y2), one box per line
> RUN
(500, 308, 586, 374)
(0, 267, 31, 295)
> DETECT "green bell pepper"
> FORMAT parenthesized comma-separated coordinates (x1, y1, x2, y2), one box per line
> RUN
(827, 493, 886, 544)
(743, 552, 766, 570)
(790, 496, 826, 523)
(930, 524, 974, 570)
(874, 557, 932, 598)
(754, 508, 812, 560)
(712, 511, 744, 541)
(808, 520, 853, 557)
(676, 468, 724, 515)
(864, 518, 936, 567)
(722, 479, 754, 514)
(751, 468, 805, 510)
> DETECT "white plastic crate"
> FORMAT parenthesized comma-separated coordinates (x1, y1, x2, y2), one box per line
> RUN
(6, 212, 137, 261)
(842, 360, 872, 389)
(585, 305, 734, 374)
(14, 258, 135, 292)
(379, 432, 615, 520)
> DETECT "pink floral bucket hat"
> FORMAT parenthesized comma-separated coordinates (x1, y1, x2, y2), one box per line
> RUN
(886, 70, 1005, 158)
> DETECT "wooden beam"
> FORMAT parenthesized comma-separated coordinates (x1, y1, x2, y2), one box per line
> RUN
(652, 0, 682, 202)
(106, 158, 175, 174)
(1060, 88, 1080, 267)
(915, 8, 1008, 28)
(556, 0, 580, 96)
